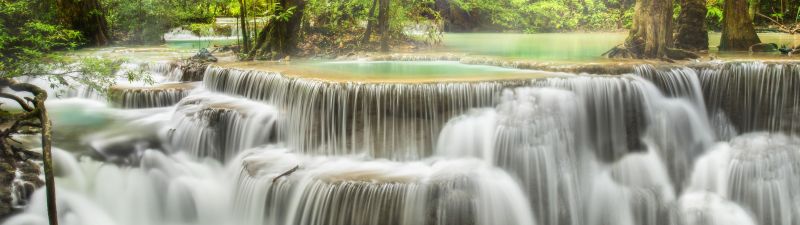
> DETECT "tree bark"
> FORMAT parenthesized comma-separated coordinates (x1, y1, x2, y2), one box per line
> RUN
(604, 0, 698, 60)
(248, 0, 306, 59)
(748, 0, 760, 20)
(238, 0, 251, 53)
(0, 78, 56, 225)
(377, 0, 390, 52)
(36, 93, 56, 225)
(720, 0, 761, 51)
(674, 0, 708, 51)
(56, 0, 111, 46)
(361, 0, 379, 44)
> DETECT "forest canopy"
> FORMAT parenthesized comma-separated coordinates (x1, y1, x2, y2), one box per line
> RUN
(2, 0, 799, 61)
(4, 0, 792, 46)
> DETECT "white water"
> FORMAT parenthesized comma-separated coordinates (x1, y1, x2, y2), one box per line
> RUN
(5, 61, 800, 225)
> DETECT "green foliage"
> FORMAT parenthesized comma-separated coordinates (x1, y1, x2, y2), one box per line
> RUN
(266, 2, 297, 22)
(305, 0, 371, 33)
(44, 57, 153, 96)
(0, 0, 82, 77)
(525, 0, 578, 31)
(706, 0, 723, 31)
(0, 0, 150, 96)
(300, 0, 442, 47)
(446, 0, 633, 32)
(102, 0, 229, 43)
(187, 23, 216, 36)
(749, 0, 800, 26)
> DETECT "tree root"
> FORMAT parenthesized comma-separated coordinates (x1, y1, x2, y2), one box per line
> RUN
(603, 44, 638, 59)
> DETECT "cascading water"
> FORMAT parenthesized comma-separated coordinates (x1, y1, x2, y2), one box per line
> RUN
(696, 62, 800, 137)
(6, 60, 800, 225)
(166, 90, 279, 162)
(110, 83, 195, 108)
(203, 66, 527, 160)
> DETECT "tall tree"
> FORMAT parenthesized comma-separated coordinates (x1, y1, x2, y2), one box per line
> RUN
(238, 0, 251, 53)
(248, 0, 306, 59)
(674, 0, 708, 51)
(748, 0, 760, 20)
(377, 0, 390, 52)
(361, 0, 379, 44)
(56, 0, 111, 46)
(720, 0, 761, 51)
(604, 0, 696, 59)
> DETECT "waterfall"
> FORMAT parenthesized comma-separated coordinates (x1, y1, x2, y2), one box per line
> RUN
(110, 83, 194, 108)
(531, 76, 650, 162)
(674, 192, 757, 225)
(726, 133, 800, 225)
(685, 132, 800, 225)
(7, 60, 800, 225)
(696, 62, 800, 136)
(4, 149, 229, 225)
(166, 91, 279, 162)
(203, 66, 528, 160)
(436, 87, 583, 225)
(232, 149, 536, 225)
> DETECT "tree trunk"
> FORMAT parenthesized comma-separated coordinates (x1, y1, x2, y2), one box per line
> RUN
(377, 0, 390, 52)
(720, 0, 761, 51)
(56, 0, 111, 46)
(361, 0, 378, 44)
(238, 0, 250, 53)
(248, 0, 306, 59)
(36, 95, 56, 225)
(0, 78, 57, 225)
(748, 0, 760, 20)
(605, 0, 695, 59)
(674, 0, 708, 51)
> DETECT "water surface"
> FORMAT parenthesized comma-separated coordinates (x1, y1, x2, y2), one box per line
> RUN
(221, 60, 563, 82)
(442, 32, 800, 61)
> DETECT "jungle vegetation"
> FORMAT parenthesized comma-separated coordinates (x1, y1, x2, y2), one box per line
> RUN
(4, 0, 797, 60)
(2, 0, 800, 225)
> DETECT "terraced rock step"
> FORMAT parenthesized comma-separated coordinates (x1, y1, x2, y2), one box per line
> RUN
(109, 82, 197, 108)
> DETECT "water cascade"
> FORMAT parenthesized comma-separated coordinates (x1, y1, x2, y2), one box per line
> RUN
(5, 60, 800, 225)
(696, 62, 800, 137)
(110, 83, 195, 108)
(166, 91, 279, 162)
(203, 67, 530, 160)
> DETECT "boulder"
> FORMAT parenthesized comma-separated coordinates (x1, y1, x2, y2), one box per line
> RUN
(749, 43, 779, 52)
(779, 45, 793, 54)
(190, 48, 218, 62)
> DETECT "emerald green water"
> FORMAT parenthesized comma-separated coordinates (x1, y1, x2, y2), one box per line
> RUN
(224, 60, 555, 82)
(442, 33, 627, 61)
(442, 32, 800, 61)
(64, 32, 800, 82)
(302, 61, 533, 78)
(158, 32, 800, 62)
(165, 39, 237, 49)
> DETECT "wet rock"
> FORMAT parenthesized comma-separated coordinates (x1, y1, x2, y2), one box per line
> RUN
(749, 43, 778, 52)
(91, 138, 161, 166)
(171, 60, 208, 82)
(218, 45, 241, 53)
(778, 45, 793, 54)
(190, 48, 218, 62)
(0, 155, 42, 218)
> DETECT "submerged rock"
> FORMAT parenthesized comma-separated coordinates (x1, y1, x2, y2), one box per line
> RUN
(749, 43, 778, 52)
